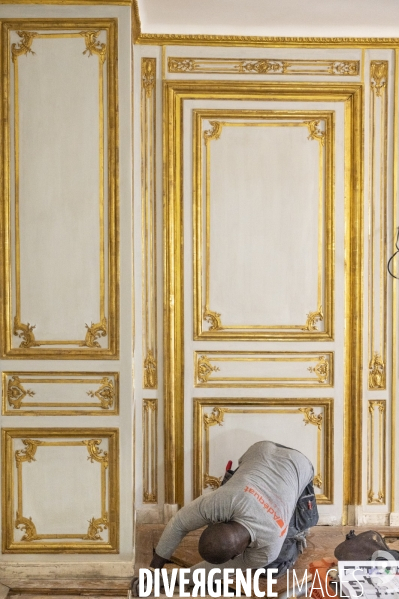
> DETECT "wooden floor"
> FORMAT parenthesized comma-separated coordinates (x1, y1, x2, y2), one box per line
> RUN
(2, 525, 399, 598)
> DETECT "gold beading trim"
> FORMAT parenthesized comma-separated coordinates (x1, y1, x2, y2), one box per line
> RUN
(141, 58, 158, 389)
(367, 400, 386, 504)
(194, 398, 332, 503)
(1, 21, 119, 358)
(2, 429, 119, 553)
(143, 399, 158, 504)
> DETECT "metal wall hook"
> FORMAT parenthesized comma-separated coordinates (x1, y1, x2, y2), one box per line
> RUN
(388, 227, 399, 280)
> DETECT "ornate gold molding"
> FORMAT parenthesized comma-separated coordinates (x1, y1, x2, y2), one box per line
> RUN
(197, 356, 220, 384)
(203, 307, 222, 331)
(7, 376, 35, 409)
(13, 318, 39, 349)
(369, 353, 385, 389)
(204, 121, 223, 143)
(306, 121, 325, 145)
(308, 356, 329, 384)
(80, 317, 108, 348)
(80, 30, 106, 65)
(15, 514, 40, 541)
(302, 307, 324, 331)
(84, 439, 109, 467)
(204, 407, 226, 429)
(143, 399, 158, 503)
(11, 31, 37, 62)
(299, 407, 323, 430)
(204, 473, 222, 490)
(313, 474, 323, 489)
(87, 377, 115, 410)
(371, 61, 388, 97)
(368, 400, 386, 505)
(84, 514, 108, 541)
(142, 58, 155, 97)
(15, 439, 42, 463)
(168, 57, 359, 76)
(144, 350, 157, 389)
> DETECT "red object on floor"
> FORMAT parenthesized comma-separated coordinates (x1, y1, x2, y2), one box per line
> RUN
(308, 557, 338, 599)
(226, 460, 232, 471)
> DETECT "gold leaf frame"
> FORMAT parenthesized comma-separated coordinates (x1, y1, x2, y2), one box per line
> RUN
(164, 81, 362, 506)
(143, 399, 158, 503)
(2, 372, 119, 416)
(367, 400, 386, 504)
(1, 20, 119, 359)
(2, 428, 119, 553)
(193, 397, 333, 504)
(193, 110, 333, 340)
(193, 351, 333, 387)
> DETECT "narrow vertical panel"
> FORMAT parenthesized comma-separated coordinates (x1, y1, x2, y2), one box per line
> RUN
(141, 58, 158, 388)
(367, 400, 386, 504)
(368, 61, 388, 390)
(142, 399, 158, 503)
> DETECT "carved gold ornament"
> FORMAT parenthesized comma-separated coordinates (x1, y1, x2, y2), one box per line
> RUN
(15, 514, 40, 541)
(308, 356, 329, 384)
(204, 121, 223, 143)
(368, 490, 384, 503)
(204, 407, 226, 429)
(11, 31, 37, 62)
(204, 473, 222, 490)
(168, 58, 195, 72)
(87, 377, 115, 410)
(306, 121, 325, 146)
(368, 353, 385, 389)
(80, 30, 107, 65)
(7, 375, 35, 409)
(370, 61, 388, 97)
(13, 317, 39, 349)
(144, 399, 157, 412)
(84, 514, 108, 540)
(299, 407, 323, 431)
(80, 317, 107, 348)
(15, 439, 42, 463)
(197, 356, 220, 383)
(84, 439, 109, 467)
(313, 474, 323, 489)
(143, 491, 157, 502)
(302, 306, 324, 331)
(144, 350, 157, 388)
(142, 58, 156, 97)
(203, 306, 222, 330)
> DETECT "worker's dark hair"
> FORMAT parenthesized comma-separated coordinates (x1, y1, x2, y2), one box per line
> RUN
(198, 523, 239, 564)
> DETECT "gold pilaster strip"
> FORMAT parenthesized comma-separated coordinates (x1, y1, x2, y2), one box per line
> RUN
(142, 58, 158, 389)
(143, 399, 158, 503)
(367, 400, 386, 504)
(368, 61, 388, 390)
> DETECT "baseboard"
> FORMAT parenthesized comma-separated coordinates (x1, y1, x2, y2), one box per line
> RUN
(389, 512, 399, 526)
(0, 561, 133, 580)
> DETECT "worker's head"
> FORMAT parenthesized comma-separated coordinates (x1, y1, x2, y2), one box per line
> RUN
(198, 521, 251, 564)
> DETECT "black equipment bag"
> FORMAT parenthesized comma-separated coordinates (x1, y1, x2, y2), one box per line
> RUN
(334, 529, 399, 561)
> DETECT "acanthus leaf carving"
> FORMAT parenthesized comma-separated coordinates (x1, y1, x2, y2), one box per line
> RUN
(204, 407, 226, 429)
(330, 61, 358, 75)
(302, 306, 323, 331)
(7, 375, 35, 409)
(13, 317, 39, 348)
(144, 350, 157, 388)
(15, 514, 40, 541)
(308, 356, 329, 384)
(203, 306, 222, 331)
(204, 121, 223, 144)
(204, 473, 222, 490)
(168, 57, 194, 73)
(299, 407, 323, 431)
(11, 31, 37, 63)
(142, 58, 156, 97)
(371, 61, 388, 97)
(15, 439, 42, 463)
(80, 317, 107, 348)
(83, 514, 108, 541)
(306, 121, 326, 146)
(83, 439, 109, 468)
(87, 377, 115, 409)
(368, 353, 385, 389)
(197, 355, 220, 383)
(80, 30, 107, 65)
(313, 474, 323, 489)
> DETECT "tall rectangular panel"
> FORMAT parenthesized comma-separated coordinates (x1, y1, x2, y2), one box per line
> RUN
(1, 20, 119, 359)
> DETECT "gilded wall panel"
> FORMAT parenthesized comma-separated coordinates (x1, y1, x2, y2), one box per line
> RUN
(193, 110, 334, 340)
(194, 351, 333, 387)
(141, 57, 158, 389)
(2, 428, 119, 552)
(194, 398, 333, 504)
(2, 372, 119, 415)
(1, 21, 119, 358)
(368, 61, 389, 390)
(142, 398, 158, 503)
(367, 400, 386, 504)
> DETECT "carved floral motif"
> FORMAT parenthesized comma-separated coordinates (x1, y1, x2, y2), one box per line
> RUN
(144, 350, 157, 388)
(197, 356, 220, 383)
(302, 306, 324, 331)
(87, 377, 115, 409)
(83, 439, 109, 468)
(7, 375, 35, 409)
(80, 317, 107, 348)
(80, 30, 107, 65)
(11, 31, 37, 62)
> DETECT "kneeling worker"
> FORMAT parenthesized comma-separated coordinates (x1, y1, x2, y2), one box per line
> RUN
(131, 440, 318, 595)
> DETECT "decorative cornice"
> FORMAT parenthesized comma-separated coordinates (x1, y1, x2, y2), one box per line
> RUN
(132, 0, 142, 43)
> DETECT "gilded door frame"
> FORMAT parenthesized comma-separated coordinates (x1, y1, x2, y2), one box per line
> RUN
(163, 80, 363, 509)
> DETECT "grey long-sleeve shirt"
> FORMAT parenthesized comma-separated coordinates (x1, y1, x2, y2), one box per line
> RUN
(156, 441, 314, 571)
